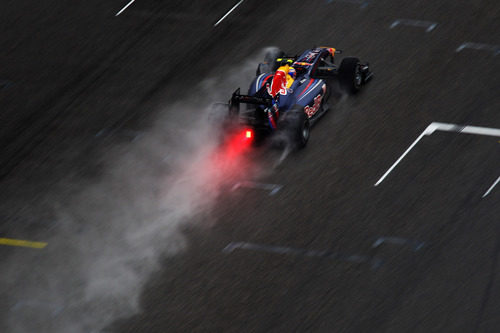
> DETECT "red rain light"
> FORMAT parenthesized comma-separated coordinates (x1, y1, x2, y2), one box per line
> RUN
(223, 128, 254, 158)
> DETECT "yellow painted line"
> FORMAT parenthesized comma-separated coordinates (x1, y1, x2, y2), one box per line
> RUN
(0, 238, 47, 249)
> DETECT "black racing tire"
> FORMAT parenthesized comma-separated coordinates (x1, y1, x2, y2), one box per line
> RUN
(264, 48, 285, 70)
(256, 63, 269, 76)
(338, 57, 362, 94)
(257, 48, 285, 75)
(283, 105, 310, 149)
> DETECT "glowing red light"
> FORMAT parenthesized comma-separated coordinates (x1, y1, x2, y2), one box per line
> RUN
(222, 129, 254, 158)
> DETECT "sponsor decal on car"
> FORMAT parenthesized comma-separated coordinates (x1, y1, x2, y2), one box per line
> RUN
(293, 62, 312, 67)
(303, 49, 320, 62)
(304, 84, 326, 118)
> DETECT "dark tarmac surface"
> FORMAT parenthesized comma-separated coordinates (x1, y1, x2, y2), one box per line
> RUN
(1, 0, 499, 332)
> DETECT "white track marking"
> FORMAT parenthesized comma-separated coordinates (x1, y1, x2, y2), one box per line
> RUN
(116, 0, 135, 16)
(418, 122, 500, 137)
(390, 19, 438, 32)
(372, 236, 425, 252)
(483, 176, 500, 198)
(223, 241, 383, 269)
(232, 181, 282, 195)
(375, 122, 500, 186)
(214, 0, 244, 27)
(456, 42, 500, 56)
(374, 130, 428, 186)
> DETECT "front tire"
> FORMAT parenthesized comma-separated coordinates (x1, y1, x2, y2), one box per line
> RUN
(339, 57, 362, 94)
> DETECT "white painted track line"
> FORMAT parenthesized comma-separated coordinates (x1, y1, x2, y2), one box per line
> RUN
(214, 0, 244, 27)
(223, 241, 383, 269)
(232, 181, 283, 196)
(483, 176, 500, 198)
(430, 122, 500, 137)
(374, 131, 427, 186)
(372, 236, 425, 252)
(456, 42, 500, 56)
(116, 0, 135, 16)
(390, 19, 438, 32)
(375, 122, 500, 186)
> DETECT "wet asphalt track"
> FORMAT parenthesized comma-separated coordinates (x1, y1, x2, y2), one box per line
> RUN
(1, 0, 500, 332)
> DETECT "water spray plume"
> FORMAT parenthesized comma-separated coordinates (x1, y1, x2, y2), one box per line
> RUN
(2, 47, 277, 333)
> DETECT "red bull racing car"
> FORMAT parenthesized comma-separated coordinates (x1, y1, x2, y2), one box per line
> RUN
(226, 47, 372, 148)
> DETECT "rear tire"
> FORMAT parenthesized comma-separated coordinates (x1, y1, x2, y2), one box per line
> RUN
(283, 105, 310, 149)
(256, 48, 285, 75)
(339, 57, 362, 94)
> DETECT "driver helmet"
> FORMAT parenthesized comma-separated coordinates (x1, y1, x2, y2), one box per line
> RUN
(279, 59, 296, 79)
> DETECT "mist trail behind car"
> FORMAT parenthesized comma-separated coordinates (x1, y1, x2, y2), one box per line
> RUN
(2, 50, 273, 333)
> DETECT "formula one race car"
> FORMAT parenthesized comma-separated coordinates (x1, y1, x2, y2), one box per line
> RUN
(225, 47, 372, 148)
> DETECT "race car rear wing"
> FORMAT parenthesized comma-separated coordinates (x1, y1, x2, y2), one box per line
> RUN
(230, 88, 273, 109)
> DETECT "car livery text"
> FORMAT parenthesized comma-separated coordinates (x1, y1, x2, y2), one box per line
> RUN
(304, 84, 326, 118)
